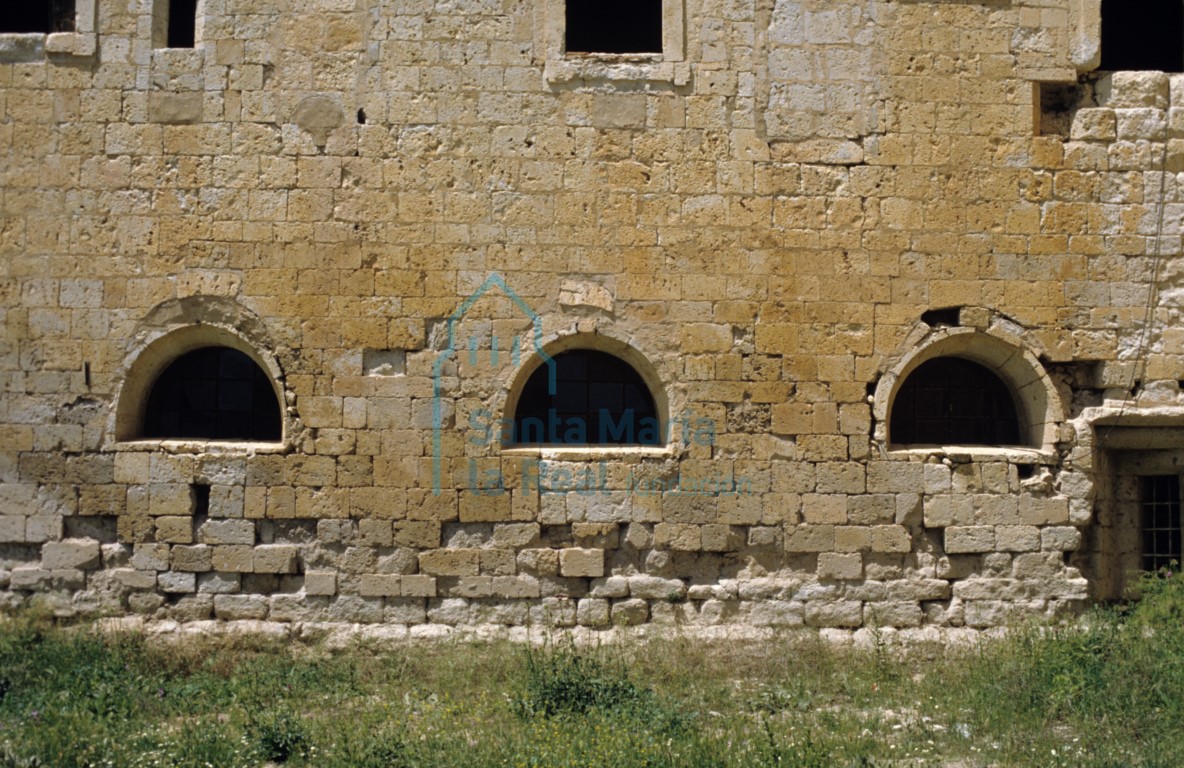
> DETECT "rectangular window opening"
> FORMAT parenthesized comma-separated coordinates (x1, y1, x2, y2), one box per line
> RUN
(154, 0, 197, 48)
(565, 0, 662, 55)
(1034, 81, 1081, 138)
(1101, 0, 1184, 73)
(1139, 475, 1181, 572)
(1, 0, 75, 34)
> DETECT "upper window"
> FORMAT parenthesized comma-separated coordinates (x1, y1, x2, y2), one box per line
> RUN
(510, 350, 660, 446)
(566, 0, 661, 55)
(143, 347, 281, 441)
(1100, 0, 1184, 72)
(889, 357, 1021, 447)
(1, 0, 75, 33)
(153, 0, 197, 48)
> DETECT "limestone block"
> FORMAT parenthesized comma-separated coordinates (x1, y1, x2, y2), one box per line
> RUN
(0, 517, 24, 543)
(680, 323, 733, 353)
(923, 496, 973, 527)
(834, 526, 872, 552)
(628, 575, 687, 600)
(611, 598, 649, 626)
(158, 571, 196, 593)
(559, 548, 604, 578)
(654, 523, 701, 551)
(132, 544, 171, 572)
(1095, 71, 1169, 110)
(1019, 497, 1069, 525)
(871, 526, 910, 553)
(701, 524, 744, 552)
(571, 523, 618, 548)
(451, 576, 493, 598)
(149, 92, 203, 124)
(801, 494, 848, 524)
(215, 594, 269, 620)
(357, 519, 393, 547)
(155, 516, 193, 544)
(25, 516, 62, 544)
(419, 549, 479, 576)
(198, 519, 255, 546)
(945, 527, 995, 554)
(818, 552, 862, 580)
(171, 545, 213, 572)
(517, 548, 559, 575)
(493, 575, 540, 598)
(805, 600, 862, 628)
(197, 572, 240, 594)
(316, 519, 354, 544)
(864, 601, 922, 628)
(42, 539, 101, 570)
(866, 461, 925, 493)
(1041, 526, 1083, 551)
(747, 600, 805, 627)
(9, 568, 51, 590)
(492, 523, 540, 547)
(385, 598, 427, 624)
(211, 545, 254, 573)
(305, 571, 338, 596)
(589, 575, 630, 598)
(112, 569, 156, 590)
(395, 521, 441, 548)
(576, 598, 611, 626)
(254, 545, 299, 574)
(328, 596, 383, 623)
(400, 575, 437, 598)
(995, 526, 1040, 552)
(785, 524, 834, 552)
(359, 574, 401, 597)
(1070, 109, 1116, 141)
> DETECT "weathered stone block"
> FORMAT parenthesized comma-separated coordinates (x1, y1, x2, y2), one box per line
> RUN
(211, 545, 254, 573)
(199, 519, 255, 546)
(254, 545, 299, 574)
(304, 570, 337, 596)
(945, 526, 995, 554)
(359, 574, 401, 597)
(559, 548, 604, 578)
(818, 552, 862, 580)
(42, 539, 101, 570)
(419, 549, 479, 576)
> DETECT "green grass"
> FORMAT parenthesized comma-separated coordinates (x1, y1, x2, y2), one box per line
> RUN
(1, 571, 1182, 767)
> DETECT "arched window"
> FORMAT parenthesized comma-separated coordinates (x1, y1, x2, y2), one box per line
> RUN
(511, 350, 660, 446)
(143, 347, 281, 441)
(1100, 0, 1184, 73)
(890, 357, 1021, 446)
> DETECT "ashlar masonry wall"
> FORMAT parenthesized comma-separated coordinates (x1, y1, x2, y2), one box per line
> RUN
(0, 0, 1181, 635)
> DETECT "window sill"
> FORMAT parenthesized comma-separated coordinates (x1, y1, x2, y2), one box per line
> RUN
(0, 31, 95, 62)
(544, 56, 690, 86)
(500, 445, 673, 461)
(111, 439, 288, 455)
(884, 445, 1056, 463)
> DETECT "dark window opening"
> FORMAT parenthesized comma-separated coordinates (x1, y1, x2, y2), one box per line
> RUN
(512, 350, 660, 446)
(167, 0, 198, 48)
(890, 357, 1022, 446)
(1036, 82, 1081, 138)
(1140, 475, 1181, 572)
(1101, 0, 1184, 73)
(143, 347, 281, 441)
(191, 483, 210, 516)
(565, 0, 662, 55)
(1, 0, 75, 34)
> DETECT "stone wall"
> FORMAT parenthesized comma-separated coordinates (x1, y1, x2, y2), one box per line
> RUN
(1, 0, 1182, 633)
